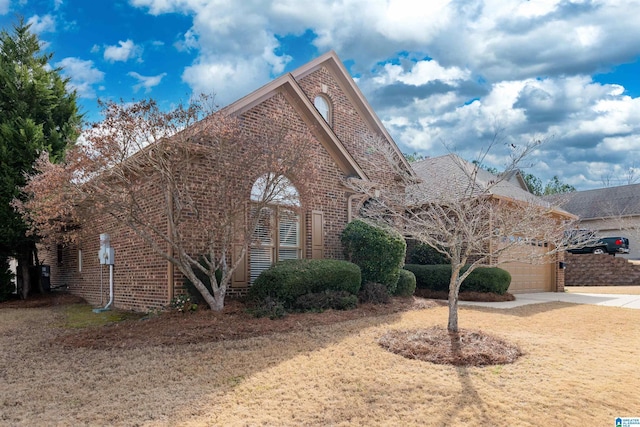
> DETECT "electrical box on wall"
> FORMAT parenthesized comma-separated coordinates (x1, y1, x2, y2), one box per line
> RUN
(99, 247, 115, 265)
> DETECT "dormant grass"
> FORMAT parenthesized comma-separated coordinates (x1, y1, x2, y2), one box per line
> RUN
(1, 299, 639, 426)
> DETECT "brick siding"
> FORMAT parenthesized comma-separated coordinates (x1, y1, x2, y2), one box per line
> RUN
(45, 63, 401, 312)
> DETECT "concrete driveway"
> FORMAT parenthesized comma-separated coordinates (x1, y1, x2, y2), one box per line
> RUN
(459, 292, 640, 310)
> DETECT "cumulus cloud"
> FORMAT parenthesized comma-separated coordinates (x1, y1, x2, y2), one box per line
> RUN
(55, 57, 105, 98)
(27, 14, 56, 34)
(128, 0, 640, 189)
(128, 71, 167, 93)
(103, 39, 142, 63)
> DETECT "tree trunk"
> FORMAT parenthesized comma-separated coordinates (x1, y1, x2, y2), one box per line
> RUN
(33, 246, 44, 294)
(18, 257, 30, 300)
(447, 265, 462, 333)
(447, 286, 459, 333)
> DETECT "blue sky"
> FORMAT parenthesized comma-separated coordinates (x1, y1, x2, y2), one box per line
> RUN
(2, 0, 640, 190)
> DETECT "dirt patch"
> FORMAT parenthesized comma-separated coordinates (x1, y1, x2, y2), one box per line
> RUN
(379, 326, 523, 366)
(54, 296, 442, 350)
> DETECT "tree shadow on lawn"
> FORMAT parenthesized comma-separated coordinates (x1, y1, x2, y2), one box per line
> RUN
(459, 301, 586, 318)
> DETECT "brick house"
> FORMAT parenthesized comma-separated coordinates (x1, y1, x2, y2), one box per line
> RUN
(43, 51, 412, 311)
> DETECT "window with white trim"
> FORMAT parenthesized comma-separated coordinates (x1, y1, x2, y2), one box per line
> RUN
(314, 95, 331, 124)
(249, 175, 302, 283)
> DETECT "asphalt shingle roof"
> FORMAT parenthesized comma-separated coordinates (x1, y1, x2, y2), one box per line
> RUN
(408, 154, 549, 207)
(547, 183, 640, 219)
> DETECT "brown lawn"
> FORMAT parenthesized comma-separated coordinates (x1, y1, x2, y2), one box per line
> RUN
(1, 293, 639, 426)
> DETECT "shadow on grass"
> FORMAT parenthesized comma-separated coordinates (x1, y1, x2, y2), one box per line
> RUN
(459, 301, 585, 317)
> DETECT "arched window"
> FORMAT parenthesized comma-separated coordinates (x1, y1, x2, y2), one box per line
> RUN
(314, 95, 331, 124)
(249, 174, 302, 283)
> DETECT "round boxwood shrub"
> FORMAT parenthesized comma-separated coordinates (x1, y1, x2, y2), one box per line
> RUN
(341, 219, 406, 294)
(462, 267, 511, 294)
(394, 269, 416, 297)
(248, 259, 361, 306)
(407, 242, 449, 265)
(404, 264, 451, 292)
(404, 264, 511, 295)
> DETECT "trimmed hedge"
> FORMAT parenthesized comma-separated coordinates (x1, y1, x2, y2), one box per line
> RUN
(407, 242, 449, 265)
(341, 219, 406, 294)
(294, 290, 358, 311)
(394, 269, 417, 297)
(248, 259, 361, 306)
(404, 264, 511, 295)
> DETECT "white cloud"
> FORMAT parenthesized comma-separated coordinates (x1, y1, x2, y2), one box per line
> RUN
(55, 57, 105, 98)
(103, 39, 142, 63)
(374, 60, 470, 87)
(27, 14, 56, 34)
(0, 0, 9, 15)
(128, 0, 640, 189)
(128, 71, 167, 93)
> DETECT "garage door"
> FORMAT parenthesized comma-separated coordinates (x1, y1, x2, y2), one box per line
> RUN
(498, 245, 555, 293)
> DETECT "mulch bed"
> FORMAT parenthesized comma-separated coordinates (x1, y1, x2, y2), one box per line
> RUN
(3, 291, 522, 366)
(51, 296, 443, 350)
(0, 291, 85, 308)
(379, 326, 523, 366)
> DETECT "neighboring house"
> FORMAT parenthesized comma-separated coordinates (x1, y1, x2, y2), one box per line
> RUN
(550, 183, 640, 260)
(409, 154, 572, 293)
(43, 51, 412, 311)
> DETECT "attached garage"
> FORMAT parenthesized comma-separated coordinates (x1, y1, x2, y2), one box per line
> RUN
(499, 244, 556, 293)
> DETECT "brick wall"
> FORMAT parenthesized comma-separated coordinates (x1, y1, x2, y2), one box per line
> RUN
(47, 64, 401, 312)
(565, 253, 640, 286)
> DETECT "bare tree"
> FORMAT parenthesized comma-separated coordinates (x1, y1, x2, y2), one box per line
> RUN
(16, 97, 318, 311)
(346, 134, 589, 333)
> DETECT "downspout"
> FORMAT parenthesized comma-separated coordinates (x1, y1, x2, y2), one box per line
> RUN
(167, 194, 174, 303)
(105, 264, 114, 309)
(93, 264, 114, 313)
(93, 234, 115, 313)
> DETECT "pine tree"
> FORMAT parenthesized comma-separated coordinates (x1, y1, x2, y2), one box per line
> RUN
(0, 18, 80, 298)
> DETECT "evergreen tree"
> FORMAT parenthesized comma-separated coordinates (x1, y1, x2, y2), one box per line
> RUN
(0, 18, 80, 298)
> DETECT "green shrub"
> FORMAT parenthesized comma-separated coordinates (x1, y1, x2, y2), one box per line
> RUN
(248, 259, 361, 306)
(294, 290, 358, 312)
(405, 264, 511, 295)
(404, 264, 451, 292)
(394, 269, 416, 297)
(462, 267, 511, 294)
(249, 296, 287, 319)
(341, 219, 406, 294)
(358, 282, 391, 304)
(407, 242, 449, 265)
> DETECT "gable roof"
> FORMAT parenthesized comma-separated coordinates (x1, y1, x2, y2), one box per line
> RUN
(408, 154, 574, 218)
(548, 183, 640, 219)
(222, 51, 414, 181)
(501, 169, 530, 192)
